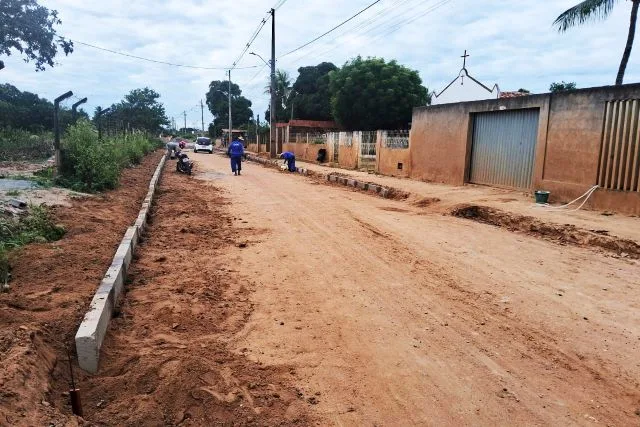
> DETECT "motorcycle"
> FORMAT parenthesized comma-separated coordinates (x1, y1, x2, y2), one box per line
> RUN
(176, 151, 193, 175)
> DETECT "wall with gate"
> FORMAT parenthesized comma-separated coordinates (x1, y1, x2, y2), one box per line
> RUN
(409, 83, 640, 214)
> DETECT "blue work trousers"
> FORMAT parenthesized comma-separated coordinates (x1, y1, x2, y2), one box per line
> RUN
(231, 156, 242, 173)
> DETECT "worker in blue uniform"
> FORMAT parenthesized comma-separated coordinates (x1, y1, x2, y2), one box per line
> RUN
(279, 151, 296, 172)
(228, 136, 245, 175)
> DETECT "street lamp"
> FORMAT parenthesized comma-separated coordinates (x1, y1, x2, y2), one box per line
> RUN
(249, 52, 270, 67)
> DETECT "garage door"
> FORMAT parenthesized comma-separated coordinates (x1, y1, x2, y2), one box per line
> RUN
(469, 109, 540, 189)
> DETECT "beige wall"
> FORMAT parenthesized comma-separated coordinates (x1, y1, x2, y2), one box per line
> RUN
(282, 143, 328, 163)
(338, 144, 358, 169)
(377, 146, 411, 177)
(408, 83, 640, 214)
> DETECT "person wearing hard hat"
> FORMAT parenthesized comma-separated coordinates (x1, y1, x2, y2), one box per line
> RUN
(228, 136, 245, 175)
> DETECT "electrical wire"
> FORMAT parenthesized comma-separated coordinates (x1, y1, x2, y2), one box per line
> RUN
(278, 0, 384, 58)
(279, 0, 419, 66)
(65, 38, 259, 70)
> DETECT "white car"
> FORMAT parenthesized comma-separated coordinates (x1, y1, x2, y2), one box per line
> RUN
(193, 137, 213, 154)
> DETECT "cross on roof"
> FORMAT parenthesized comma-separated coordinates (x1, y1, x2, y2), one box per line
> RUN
(461, 50, 470, 69)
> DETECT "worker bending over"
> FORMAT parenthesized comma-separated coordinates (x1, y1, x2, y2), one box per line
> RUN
(279, 151, 296, 172)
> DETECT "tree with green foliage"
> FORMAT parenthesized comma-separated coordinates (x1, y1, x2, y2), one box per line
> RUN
(554, 0, 639, 85)
(549, 81, 578, 92)
(0, 83, 85, 132)
(290, 62, 337, 121)
(328, 57, 429, 130)
(264, 69, 292, 123)
(206, 80, 253, 136)
(0, 0, 73, 71)
(101, 88, 169, 133)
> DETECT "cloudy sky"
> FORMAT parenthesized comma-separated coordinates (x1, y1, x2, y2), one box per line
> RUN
(2, 0, 639, 129)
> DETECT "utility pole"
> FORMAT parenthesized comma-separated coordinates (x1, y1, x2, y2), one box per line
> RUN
(200, 100, 205, 134)
(270, 7, 277, 157)
(256, 114, 260, 153)
(54, 91, 73, 173)
(183, 111, 187, 132)
(228, 70, 233, 146)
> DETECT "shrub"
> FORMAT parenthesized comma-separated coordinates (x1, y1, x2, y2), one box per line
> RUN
(59, 120, 156, 192)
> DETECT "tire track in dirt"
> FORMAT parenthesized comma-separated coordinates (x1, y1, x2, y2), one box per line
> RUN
(77, 162, 313, 426)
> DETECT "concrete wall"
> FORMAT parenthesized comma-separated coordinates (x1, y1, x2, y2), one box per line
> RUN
(338, 144, 358, 169)
(282, 142, 328, 163)
(409, 83, 640, 214)
(377, 146, 411, 177)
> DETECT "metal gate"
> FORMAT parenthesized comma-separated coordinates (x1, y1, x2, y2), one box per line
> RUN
(359, 131, 377, 171)
(469, 108, 540, 189)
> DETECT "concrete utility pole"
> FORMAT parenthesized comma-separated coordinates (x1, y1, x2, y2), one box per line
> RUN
(183, 111, 187, 132)
(270, 7, 277, 157)
(72, 98, 87, 121)
(54, 91, 73, 172)
(256, 114, 260, 153)
(200, 99, 205, 134)
(228, 70, 233, 145)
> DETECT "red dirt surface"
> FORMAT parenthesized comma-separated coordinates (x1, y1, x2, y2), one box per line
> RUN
(74, 163, 311, 426)
(0, 152, 162, 427)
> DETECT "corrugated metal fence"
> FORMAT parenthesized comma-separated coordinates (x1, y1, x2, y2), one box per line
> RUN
(469, 108, 540, 190)
(598, 99, 640, 192)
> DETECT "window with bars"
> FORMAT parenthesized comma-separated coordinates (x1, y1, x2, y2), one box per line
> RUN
(383, 130, 410, 149)
(598, 99, 640, 192)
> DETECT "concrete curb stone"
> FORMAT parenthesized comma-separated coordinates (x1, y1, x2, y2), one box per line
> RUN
(75, 155, 166, 373)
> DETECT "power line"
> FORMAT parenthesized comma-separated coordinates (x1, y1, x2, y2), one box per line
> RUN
(280, 0, 413, 66)
(279, 0, 383, 59)
(231, 11, 272, 69)
(65, 38, 260, 70)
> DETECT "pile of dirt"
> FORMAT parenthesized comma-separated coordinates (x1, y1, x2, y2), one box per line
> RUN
(0, 152, 163, 426)
(452, 204, 640, 259)
(65, 163, 312, 426)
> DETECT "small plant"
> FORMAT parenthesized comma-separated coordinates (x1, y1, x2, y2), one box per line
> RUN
(6, 190, 21, 197)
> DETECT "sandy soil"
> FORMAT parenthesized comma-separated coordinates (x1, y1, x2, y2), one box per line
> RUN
(78, 162, 312, 426)
(293, 159, 640, 243)
(0, 153, 163, 427)
(187, 153, 640, 426)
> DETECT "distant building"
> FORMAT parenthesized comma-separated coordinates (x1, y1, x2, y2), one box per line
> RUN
(431, 50, 501, 105)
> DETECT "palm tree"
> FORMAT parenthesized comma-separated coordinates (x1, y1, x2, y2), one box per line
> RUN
(264, 69, 292, 121)
(554, 0, 640, 85)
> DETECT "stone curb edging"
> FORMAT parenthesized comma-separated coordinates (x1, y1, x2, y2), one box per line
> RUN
(243, 152, 393, 198)
(75, 155, 166, 373)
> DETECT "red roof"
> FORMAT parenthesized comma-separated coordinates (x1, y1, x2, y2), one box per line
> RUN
(276, 120, 339, 129)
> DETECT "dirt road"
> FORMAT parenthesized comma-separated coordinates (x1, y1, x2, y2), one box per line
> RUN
(90, 152, 640, 426)
(199, 153, 640, 426)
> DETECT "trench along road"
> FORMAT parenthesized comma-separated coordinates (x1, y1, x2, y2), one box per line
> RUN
(90, 152, 640, 426)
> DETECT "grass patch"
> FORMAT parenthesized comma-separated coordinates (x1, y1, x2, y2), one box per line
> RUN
(6, 190, 21, 197)
(0, 204, 65, 288)
(0, 128, 54, 162)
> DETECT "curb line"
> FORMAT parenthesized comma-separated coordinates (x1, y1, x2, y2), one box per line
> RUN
(75, 155, 166, 373)
(243, 152, 393, 199)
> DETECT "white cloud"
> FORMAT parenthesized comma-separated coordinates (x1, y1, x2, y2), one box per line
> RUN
(2, 0, 639, 126)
